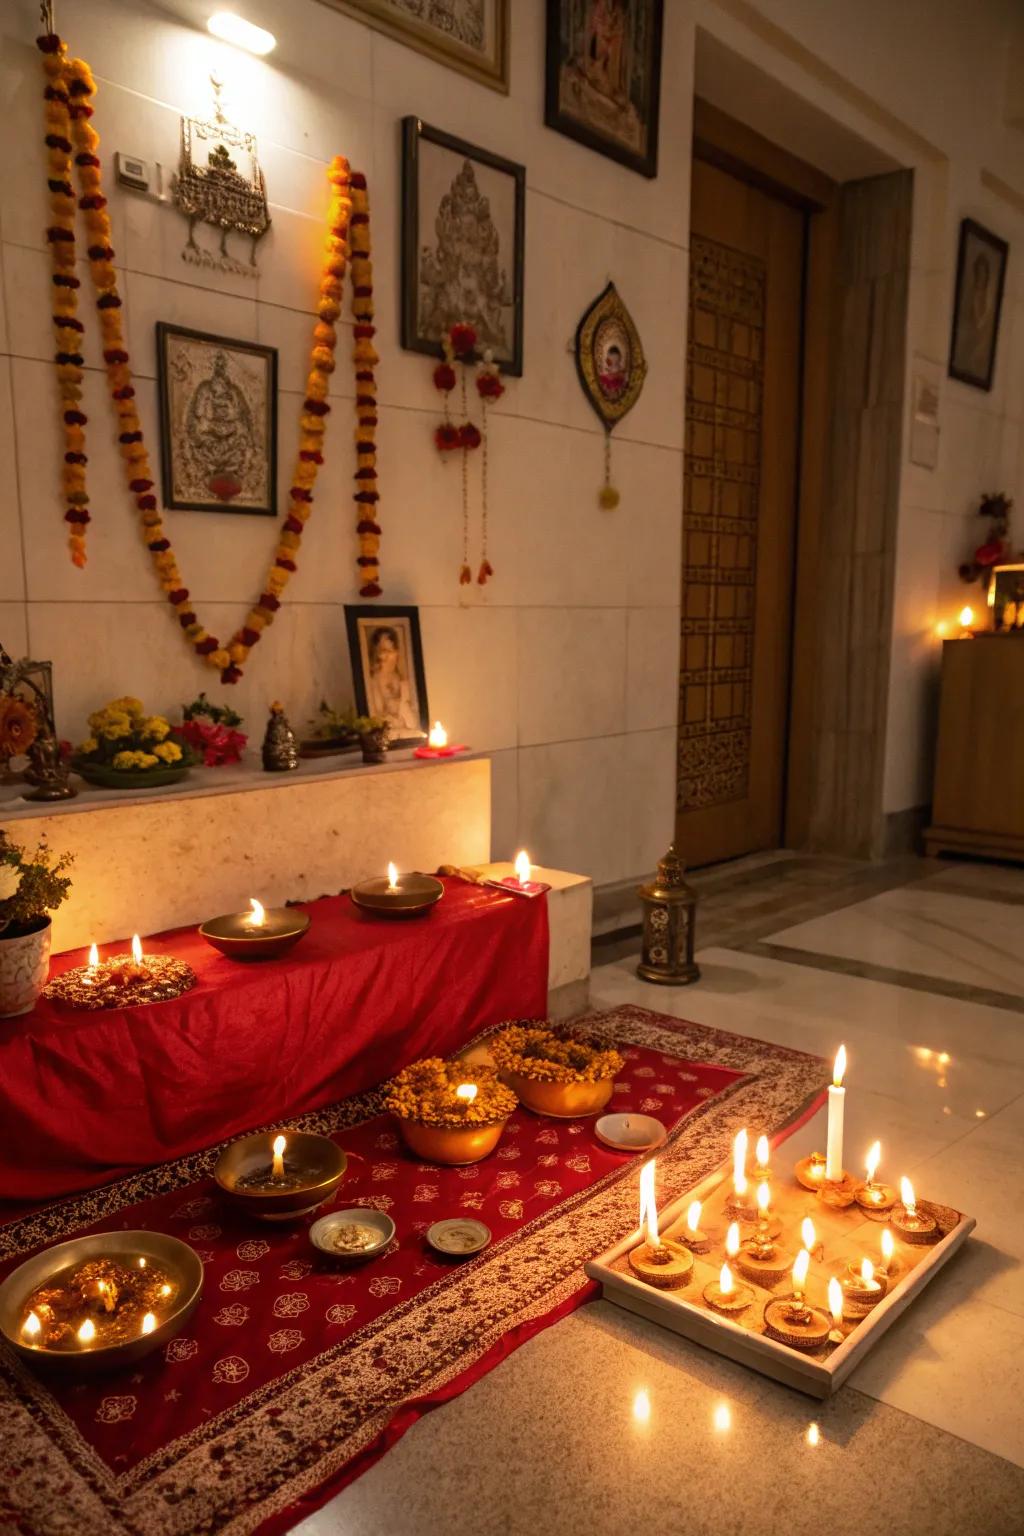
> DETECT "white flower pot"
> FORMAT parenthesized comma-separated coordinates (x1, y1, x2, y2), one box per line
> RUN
(0, 917, 51, 1017)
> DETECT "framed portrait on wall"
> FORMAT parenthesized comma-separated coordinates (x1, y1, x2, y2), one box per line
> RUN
(345, 604, 430, 747)
(319, 0, 510, 93)
(401, 116, 525, 376)
(948, 218, 1008, 391)
(156, 324, 278, 514)
(544, 0, 664, 178)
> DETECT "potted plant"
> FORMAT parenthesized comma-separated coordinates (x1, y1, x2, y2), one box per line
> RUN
(0, 831, 73, 1016)
(355, 714, 392, 764)
(384, 1057, 518, 1165)
(301, 700, 360, 758)
(176, 693, 248, 767)
(489, 1024, 624, 1119)
(72, 696, 197, 788)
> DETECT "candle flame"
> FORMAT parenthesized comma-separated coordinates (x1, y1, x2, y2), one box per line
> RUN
(881, 1228, 895, 1264)
(248, 898, 266, 928)
(960, 605, 974, 629)
(22, 1310, 41, 1339)
(138, 1257, 146, 1269)
(732, 1128, 748, 1195)
(273, 1134, 287, 1158)
(455, 1083, 478, 1104)
(900, 1176, 916, 1214)
(77, 1318, 96, 1346)
(725, 1221, 740, 1258)
(141, 1312, 157, 1334)
(131, 933, 143, 965)
(639, 1159, 659, 1248)
(387, 862, 399, 891)
(88, 942, 99, 968)
(793, 1248, 810, 1289)
(755, 1134, 769, 1168)
(719, 1263, 734, 1296)
(866, 1140, 881, 1182)
(806, 1422, 820, 1447)
(686, 1200, 702, 1233)
(860, 1257, 875, 1285)
(833, 1044, 847, 1087)
(801, 1216, 816, 1252)
(428, 720, 448, 748)
(159, 1283, 172, 1297)
(514, 850, 532, 886)
(828, 1276, 843, 1325)
(756, 1180, 770, 1214)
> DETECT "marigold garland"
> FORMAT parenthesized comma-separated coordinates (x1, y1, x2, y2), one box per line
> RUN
(36, 30, 378, 682)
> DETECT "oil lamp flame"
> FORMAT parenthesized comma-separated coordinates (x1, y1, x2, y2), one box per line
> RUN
(248, 898, 266, 928)
(77, 1318, 96, 1346)
(272, 1133, 286, 1180)
(514, 850, 532, 886)
(866, 1140, 881, 1183)
(860, 1257, 875, 1285)
(725, 1221, 740, 1258)
(387, 862, 399, 891)
(801, 1216, 816, 1252)
(900, 1176, 916, 1214)
(428, 721, 448, 749)
(87, 942, 99, 968)
(792, 1248, 810, 1289)
(639, 1159, 660, 1248)
(159, 1283, 172, 1297)
(719, 1263, 734, 1296)
(881, 1228, 895, 1264)
(833, 1044, 847, 1087)
(141, 1312, 157, 1334)
(455, 1082, 478, 1105)
(686, 1200, 702, 1233)
(131, 933, 143, 966)
(755, 1134, 770, 1169)
(756, 1181, 771, 1215)
(828, 1276, 843, 1324)
(22, 1310, 41, 1339)
(732, 1127, 748, 1195)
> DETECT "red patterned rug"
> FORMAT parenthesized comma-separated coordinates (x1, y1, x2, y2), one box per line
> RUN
(0, 1007, 827, 1535)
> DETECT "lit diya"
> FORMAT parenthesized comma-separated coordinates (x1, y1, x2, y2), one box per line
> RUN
(413, 721, 468, 759)
(0, 1230, 201, 1375)
(488, 850, 551, 899)
(215, 1130, 347, 1220)
(199, 897, 311, 961)
(762, 1249, 831, 1350)
(350, 862, 444, 918)
(854, 1140, 896, 1215)
(628, 1160, 693, 1289)
(43, 934, 197, 1009)
(890, 1176, 940, 1244)
(842, 1255, 887, 1318)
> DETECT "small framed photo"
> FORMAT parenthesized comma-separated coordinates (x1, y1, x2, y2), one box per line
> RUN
(320, 0, 510, 93)
(401, 116, 525, 376)
(156, 323, 278, 514)
(948, 219, 1009, 391)
(345, 605, 430, 746)
(544, 0, 664, 178)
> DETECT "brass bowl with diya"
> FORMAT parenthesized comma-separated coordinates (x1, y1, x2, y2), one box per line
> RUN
(384, 1059, 518, 1165)
(350, 865, 444, 919)
(0, 1229, 202, 1376)
(215, 1129, 347, 1220)
(199, 897, 311, 962)
(489, 1024, 623, 1119)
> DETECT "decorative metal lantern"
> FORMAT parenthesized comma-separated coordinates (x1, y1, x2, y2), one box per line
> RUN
(637, 844, 700, 986)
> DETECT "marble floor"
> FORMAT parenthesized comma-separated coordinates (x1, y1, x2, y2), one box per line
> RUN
(297, 855, 1024, 1536)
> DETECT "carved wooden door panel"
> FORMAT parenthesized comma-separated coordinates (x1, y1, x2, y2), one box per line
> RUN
(676, 157, 803, 867)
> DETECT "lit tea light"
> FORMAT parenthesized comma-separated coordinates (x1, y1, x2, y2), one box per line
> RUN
(855, 1138, 896, 1212)
(678, 1199, 710, 1253)
(141, 1312, 157, 1335)
(762, 1246, 831, 1349)
(754, 1134, 770, 1180)
(492, 850, 550, 898)
(429, 721, 448, 749)
(843, 1254, 886, 1311)
(879, 1227, 897, 1278)
(736, 1184, 790, 1285)
(455, 1082, 478, 1112)
(825, 1044, 846, 1181)
(628, 1159, 693, 1288)
(271, 1134, 287, 1182)
(414, 720, 467, 759)
(892, 1175, 938, 1241)
(703, 1256, 753, 1315)
(77, 1318, 96, 1347)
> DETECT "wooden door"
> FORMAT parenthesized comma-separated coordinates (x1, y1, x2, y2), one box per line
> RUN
(676, 156, 804, 867)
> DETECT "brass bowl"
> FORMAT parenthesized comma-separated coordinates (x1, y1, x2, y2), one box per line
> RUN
(396, 1115, 509, 1165)
(503, 1071, 615, 1119)
(199, 908, 311, 961)
(214, 1130, 347, 1220)
(350, 873, 444, 919)
(0, 1229, 202, 1377)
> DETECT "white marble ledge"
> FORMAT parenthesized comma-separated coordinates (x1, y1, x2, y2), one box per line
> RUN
(472, 862, 593, 1004)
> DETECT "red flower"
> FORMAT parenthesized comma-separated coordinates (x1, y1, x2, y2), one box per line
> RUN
(435, 423, 461, 452)
(459, 422, 482, 450)
(176, 718, 248, 767)
(975, 538, 1007, 567)
(433, 363, 457, 393)
(449, 323, 477, 357)
(477, 372, 504, 401)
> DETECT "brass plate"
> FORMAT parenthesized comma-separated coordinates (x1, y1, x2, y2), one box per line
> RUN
(199, 908, 311, 961)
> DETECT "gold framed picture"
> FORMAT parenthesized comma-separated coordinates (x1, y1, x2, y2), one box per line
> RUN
(320, 0, 510, 92)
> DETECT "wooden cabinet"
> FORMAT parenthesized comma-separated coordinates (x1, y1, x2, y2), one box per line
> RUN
(926, 638, 1024, 860)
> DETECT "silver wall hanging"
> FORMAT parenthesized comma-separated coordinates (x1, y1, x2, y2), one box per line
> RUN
(172, 76, 271, 277)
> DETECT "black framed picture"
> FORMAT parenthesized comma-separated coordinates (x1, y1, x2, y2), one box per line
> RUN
(156, 323, 278, 514)
(345, 604, 430, 747)
(544, 0, 664, 178)
(401, 116, 525, 376)
(948, 219, 1009, 391)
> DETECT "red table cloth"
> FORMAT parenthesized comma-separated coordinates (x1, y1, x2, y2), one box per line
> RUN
(0, 880, 548, 1206)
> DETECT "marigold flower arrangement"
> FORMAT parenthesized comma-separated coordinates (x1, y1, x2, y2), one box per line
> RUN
(490, 1025, 624, 1085)
(74, 696, 196, 774)
(384, 1058, 518, 1129)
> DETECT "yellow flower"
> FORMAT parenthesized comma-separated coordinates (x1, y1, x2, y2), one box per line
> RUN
(78, 736, 98, 756)
(92, 710, 133, 741)
(107, 696, 145, 719)
(142, 715, 171, 742)
(153, 740, 182, 763)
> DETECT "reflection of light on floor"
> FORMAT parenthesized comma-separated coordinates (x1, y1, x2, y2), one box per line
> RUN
(806, 1422, 820, 1447)
(632, 1388, 651, 1425)
(713, 1402, 731, 1433)
(975, 1108, 987, 1118)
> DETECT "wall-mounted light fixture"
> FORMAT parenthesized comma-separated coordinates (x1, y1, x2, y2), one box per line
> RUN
(207, 12, 276, 55)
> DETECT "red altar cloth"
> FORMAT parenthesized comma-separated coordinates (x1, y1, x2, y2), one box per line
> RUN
(0, 880, 548, 1206)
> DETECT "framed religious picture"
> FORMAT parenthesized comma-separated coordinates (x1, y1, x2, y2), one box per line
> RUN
(156, 323, 278, 514)
(401, 116, 525, 376)
(320, 0, 510, 92)
(345, 604, 430, 747)
(948, 219, 1009, 391)
(544, 0, 664, 178)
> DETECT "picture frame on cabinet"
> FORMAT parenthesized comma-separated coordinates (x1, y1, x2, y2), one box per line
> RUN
(345, 604, 430, 747)
(321, 0, 510, 93)
(948, 218, 1008, 392)
(544, 0, 664, 178)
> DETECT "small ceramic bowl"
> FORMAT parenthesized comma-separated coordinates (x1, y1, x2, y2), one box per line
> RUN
(309, 1208, 395, 1261)
(426, 1218, 491, 1257)
(594, 1113, 666, 1153)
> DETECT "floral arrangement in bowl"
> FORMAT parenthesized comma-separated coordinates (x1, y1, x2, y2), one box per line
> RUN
(300, 700, 360, 758)
(490, 1024, 624, 1119)
(176, 693, 247, 767)
(384, 1057, 518, 1165)
(73, 696, 197, 788)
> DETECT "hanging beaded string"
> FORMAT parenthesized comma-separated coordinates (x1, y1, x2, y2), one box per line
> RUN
(475, 348, 504, 584)
(599, 429, 620, 509)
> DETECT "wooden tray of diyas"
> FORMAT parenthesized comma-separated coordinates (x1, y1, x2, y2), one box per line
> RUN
(585, 1165, 974, 1398)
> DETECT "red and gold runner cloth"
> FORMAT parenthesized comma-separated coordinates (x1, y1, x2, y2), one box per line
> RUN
(0, 1007, 827, 1536)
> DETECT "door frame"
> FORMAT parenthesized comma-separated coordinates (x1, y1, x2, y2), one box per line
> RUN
(689, 100, 838, 851)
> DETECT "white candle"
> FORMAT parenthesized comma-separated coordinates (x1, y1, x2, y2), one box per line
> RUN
(825, 1044, 847, 1181)
(639, 1159, 660, 1248)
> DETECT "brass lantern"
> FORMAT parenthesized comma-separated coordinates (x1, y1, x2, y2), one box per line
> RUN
(637, 844, 700, 986)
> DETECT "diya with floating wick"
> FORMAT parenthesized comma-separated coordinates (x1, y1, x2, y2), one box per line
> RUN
(199, 896, 311, 961)
(762, 1248, 831, 1350)
(675, 1199, 711, 1255)
(215, 1130, 347, 1220)
(350, 862, 444, 918)
(890, 1177, 940, 1244)
(853, 1140, 896, 1216)
(627, 1160, 693, 1289)
(842, 1256, 887, 1319)
(701, 1221, 754, 1315)
(43, 935, 196, 1010)
(735, 1181, 792, 1288)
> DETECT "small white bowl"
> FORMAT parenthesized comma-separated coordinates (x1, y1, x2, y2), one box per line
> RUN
(594, 1113, 666, 1153)
(310, 1208, 395, 1260)
(426, 1218, 491, 1257)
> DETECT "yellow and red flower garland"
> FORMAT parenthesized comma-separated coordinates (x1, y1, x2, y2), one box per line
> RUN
(37, 30, 381, 683)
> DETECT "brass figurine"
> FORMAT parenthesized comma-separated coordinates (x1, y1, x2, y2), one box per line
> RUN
(262, 702, 299, 772)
